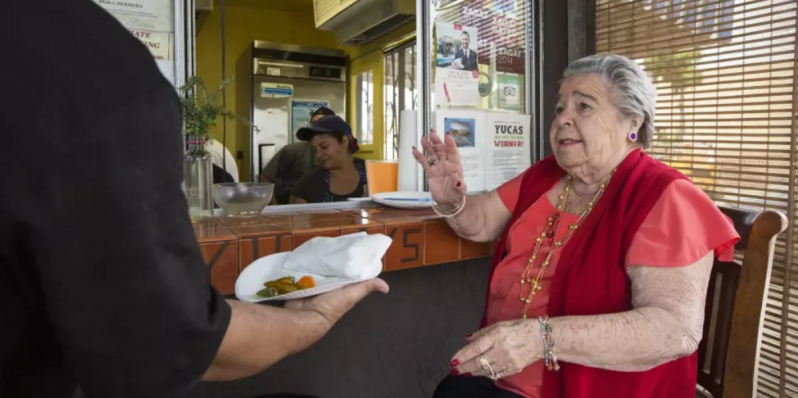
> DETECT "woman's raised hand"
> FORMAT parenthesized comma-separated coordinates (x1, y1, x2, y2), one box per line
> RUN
(412, 129, 467, 207)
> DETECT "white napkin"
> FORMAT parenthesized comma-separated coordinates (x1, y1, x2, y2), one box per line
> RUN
(281, 232, 392, 280)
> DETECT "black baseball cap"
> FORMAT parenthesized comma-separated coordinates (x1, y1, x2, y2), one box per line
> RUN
(296, 115, 359, 152)
(311, 107, 335, 119)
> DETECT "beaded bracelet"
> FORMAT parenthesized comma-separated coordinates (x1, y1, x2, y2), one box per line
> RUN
(538, 316, 560, 371)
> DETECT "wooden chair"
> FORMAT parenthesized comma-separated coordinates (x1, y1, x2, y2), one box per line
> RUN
(696, 207, 788, 398)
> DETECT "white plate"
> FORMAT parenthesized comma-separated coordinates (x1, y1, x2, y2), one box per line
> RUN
(235, 252, 374, 302)
(371, 191, 433, 209)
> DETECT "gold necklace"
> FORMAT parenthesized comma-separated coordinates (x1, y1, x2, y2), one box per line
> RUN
(518, 170, 616, 319)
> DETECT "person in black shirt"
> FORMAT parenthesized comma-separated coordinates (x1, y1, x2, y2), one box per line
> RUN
(289, 116, 369, 204)
(1, 2, 388, 397)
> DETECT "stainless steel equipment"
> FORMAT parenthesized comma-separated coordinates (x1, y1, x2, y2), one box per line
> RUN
(235, 41, 347, 182)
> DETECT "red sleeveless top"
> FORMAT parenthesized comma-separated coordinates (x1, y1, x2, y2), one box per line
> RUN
(484, 150, 700, 398)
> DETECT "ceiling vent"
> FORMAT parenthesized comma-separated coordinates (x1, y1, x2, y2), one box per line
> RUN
(313, 0, 415, 46)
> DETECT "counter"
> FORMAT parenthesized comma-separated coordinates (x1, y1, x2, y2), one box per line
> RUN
(190, 204, 496, 397)
(194, 205, 495, 295)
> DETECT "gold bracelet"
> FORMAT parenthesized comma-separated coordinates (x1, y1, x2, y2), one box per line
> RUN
(432, 195, 466, 218)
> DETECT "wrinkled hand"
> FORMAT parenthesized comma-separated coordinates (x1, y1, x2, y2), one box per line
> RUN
(411, 129, 467, 207)
(451, 320, 542, 379)
(285, 279, 389, 324)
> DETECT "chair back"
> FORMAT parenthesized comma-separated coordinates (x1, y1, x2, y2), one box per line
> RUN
(697, 207, 787, 398)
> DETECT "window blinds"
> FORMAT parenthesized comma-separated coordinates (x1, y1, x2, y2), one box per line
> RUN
(595, 0, 797, 396)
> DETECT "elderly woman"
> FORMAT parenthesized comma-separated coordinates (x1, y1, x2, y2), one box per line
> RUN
(413, 54, 739, 398)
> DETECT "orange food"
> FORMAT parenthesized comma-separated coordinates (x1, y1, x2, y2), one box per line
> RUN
(297, 276, 316, 290)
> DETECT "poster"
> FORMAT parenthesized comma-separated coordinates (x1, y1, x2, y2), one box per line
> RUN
(484, 112, 531, 191)
(93, 0, 173, 32)
(497, 73, 522, 111)
(460, 0, 526, 74)
(290, 100, 329, 143)
(436, 110, 487, 192)
(434, 110, 530, 192)
(129, 30, 172, 60)
(435, 22, 482, 107)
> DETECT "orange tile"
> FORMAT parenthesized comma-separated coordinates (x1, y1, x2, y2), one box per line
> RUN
(384, 222, 425, 271)
(350, 208, 442, 225)
(193, 219, 238, 243)
(217, 216, 271, 229)
(341, 226, 385, 236)
(423, 221, 460, 265)
(230, 222, 292, 238)
(293, 230, 342, 249)
(200, 240, 239, 296)
(290, 216, 379, 234)
(239, 234, 293, 271)
(261, 214, 293, 227)
(461, 238, 493, 260)
(294, 211, 358, 222)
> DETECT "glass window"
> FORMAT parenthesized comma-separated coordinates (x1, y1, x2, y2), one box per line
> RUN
(384, 42, 417, 161)
(423, 0, 534, 193)
(354, 70, 374, 145)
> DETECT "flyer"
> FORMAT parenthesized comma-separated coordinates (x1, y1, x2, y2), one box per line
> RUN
(497, 73, 522, 111)
(290, 100, 329, 143)
(94, 0, 173, 32)
(436, 110, 487, 192)
(129, 30, 172, 60)
(435, 22, 482, 107)
(484, 112, 531, 191)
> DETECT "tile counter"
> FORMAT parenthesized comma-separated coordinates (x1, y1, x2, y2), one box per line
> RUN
(193, 207, 495, 295)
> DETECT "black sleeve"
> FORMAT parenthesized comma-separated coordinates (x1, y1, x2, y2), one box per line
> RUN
(291, 167, 324, 203)
(21, 89, 231, 396)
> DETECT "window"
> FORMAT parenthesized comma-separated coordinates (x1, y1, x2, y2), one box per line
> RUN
(384, 42, 417, 161)
(354, 70, 374, 145)
(596, 1, 796, 396)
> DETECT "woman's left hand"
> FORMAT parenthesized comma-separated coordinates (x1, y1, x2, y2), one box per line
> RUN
(451, 320, 542, 379)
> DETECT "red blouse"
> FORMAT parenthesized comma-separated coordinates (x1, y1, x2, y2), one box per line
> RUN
(486, 176, 739, 398)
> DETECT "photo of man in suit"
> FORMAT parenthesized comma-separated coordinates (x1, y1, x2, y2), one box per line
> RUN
(453, 31, 478, 71)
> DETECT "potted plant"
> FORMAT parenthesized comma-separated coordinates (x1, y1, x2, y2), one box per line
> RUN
(179, 76, 257, 220)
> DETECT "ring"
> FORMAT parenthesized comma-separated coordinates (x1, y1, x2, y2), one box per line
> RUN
(428, 158, 439, 166)
(478, 355, 498, 380)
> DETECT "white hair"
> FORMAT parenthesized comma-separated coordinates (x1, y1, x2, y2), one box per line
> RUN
(562, 54, 657, 149)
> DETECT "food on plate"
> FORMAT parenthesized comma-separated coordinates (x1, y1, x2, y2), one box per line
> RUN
(256, 275, 317, 298)
(297, 276, 316, 289)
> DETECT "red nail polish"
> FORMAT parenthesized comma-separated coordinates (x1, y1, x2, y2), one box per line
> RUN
(456, 181, 462, 187)
(451, 359, 460, 367)
(463, 372, 472, 377)
(451, 369, 460, 376)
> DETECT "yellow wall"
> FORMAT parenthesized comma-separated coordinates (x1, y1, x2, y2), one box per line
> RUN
(196, 0, 338, 155)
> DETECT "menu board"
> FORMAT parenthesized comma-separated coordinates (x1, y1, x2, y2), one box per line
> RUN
(436, 110, 531, 192)
(93, 0, 175, 85)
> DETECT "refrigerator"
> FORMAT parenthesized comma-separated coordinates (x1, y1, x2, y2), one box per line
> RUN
(236, 41, 348, 182)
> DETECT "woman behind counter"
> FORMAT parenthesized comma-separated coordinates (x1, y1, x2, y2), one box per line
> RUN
(289, 116, 368, 204)
(416, 54, 739, 398)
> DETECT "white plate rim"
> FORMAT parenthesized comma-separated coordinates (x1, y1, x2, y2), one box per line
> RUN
(371, 191, 432, 209)
(235, 252, 378, 302)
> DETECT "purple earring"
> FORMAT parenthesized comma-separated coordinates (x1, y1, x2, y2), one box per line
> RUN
(628, 132, 637, 142)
